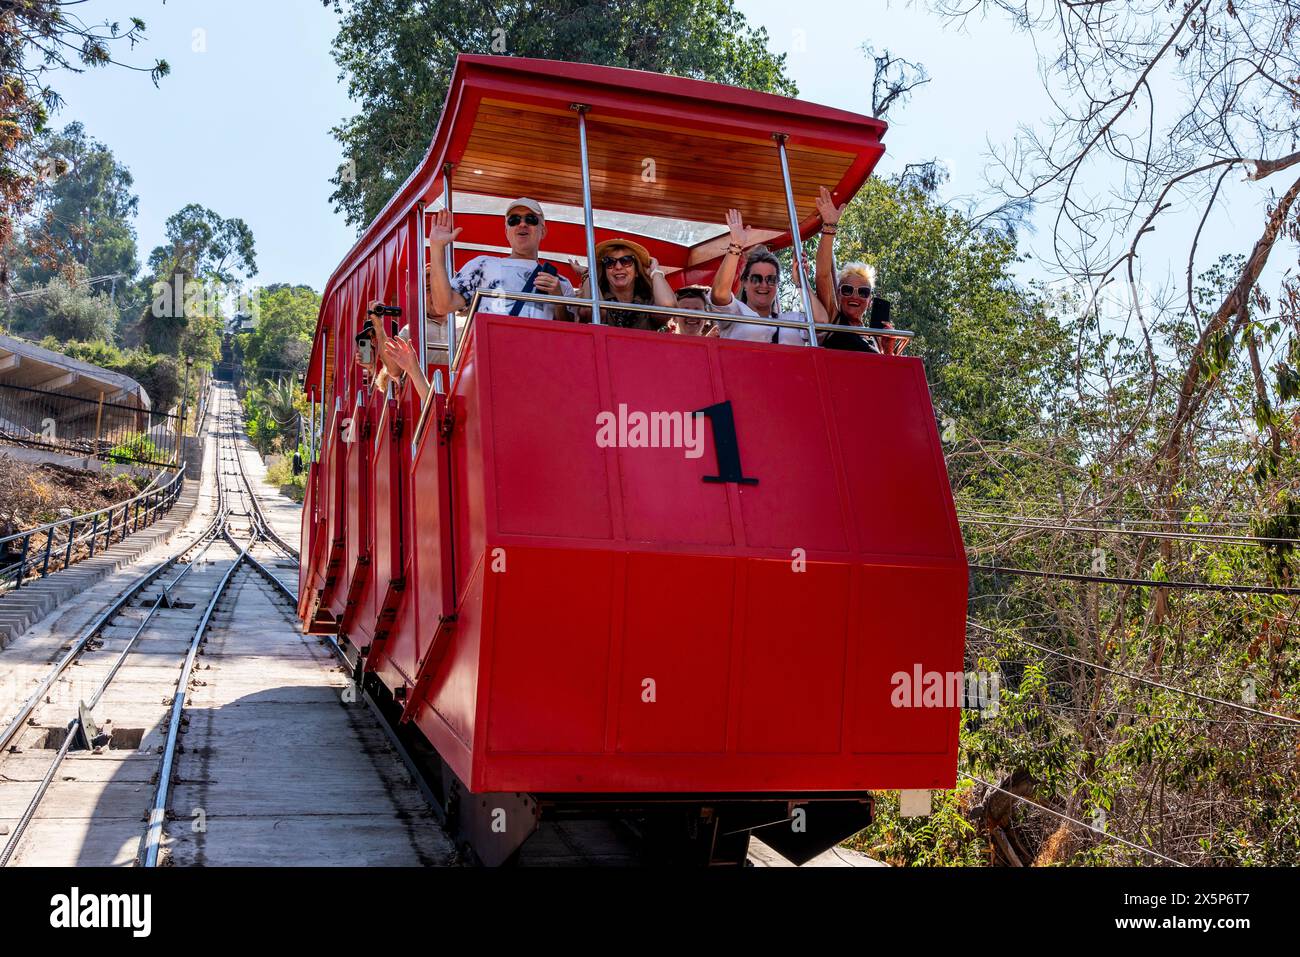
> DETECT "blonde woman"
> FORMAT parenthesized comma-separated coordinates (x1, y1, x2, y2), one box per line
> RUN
(813, 186, 906, 354)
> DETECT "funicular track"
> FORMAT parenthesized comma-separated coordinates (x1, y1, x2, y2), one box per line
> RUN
(0, 383, 449, 867)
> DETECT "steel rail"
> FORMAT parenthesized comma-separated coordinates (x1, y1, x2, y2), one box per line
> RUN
(2, 394, 229, 865)
(0, 510, 224, 755)
(139, 387, 303, 867)
(0, 414, 223, 755)
(140, 526, 253, 867)
(0, 382, 308, 868)
(139, 388, 268, 867)
(0, 523, 227, 867)
(220, 390, 300, 560)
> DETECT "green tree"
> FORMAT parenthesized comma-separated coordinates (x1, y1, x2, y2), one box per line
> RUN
(321, 0, 796, 227)
(134, 204, 258, 356)
(240, 284, 321, 380)
(17, 122, 140, 289)
(826, 175, 1072, 455)
(144, 204, 258, 288)
(0, 4, 166, 283)
(244, 376, 307, 454)
(52, 339, 186, 411)
(4, 265, 119, 342)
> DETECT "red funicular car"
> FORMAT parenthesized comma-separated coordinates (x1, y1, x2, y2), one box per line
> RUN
(299, 55, 967, 865)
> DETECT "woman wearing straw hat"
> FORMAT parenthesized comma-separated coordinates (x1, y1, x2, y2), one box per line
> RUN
(571, 238, 676, 331)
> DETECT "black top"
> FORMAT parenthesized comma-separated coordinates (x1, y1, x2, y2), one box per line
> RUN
(823, 314, 881, 353)
(608, 294, 665, 332)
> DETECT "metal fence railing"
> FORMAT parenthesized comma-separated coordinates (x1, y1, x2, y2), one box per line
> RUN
(0, 463, 188, 593)
(0, 381, 183, 468)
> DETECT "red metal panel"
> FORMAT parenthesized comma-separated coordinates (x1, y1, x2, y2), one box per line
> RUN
(450, 341, 487, 602)
(715, 346, 849, 553)
(371, 397, 403, 597)
(376, 586, 416, 690)
(364, 392, 406, 673)
(337, 393, 375, 634)
(735, 560, 850, 754)
(319, 416, 349, 619)
(410, 395, 456, 684)
(602, 334, 733, 546)
(824, 353, 963, 560)
(483, 547, 615, 754)
(482, 322, 613, 540)
(467, 316, 962, 792)
(297, 464, 318, 613)
(616, 553, 734, 753)
(416, 561, 486, 789)
(846, 563, 964, 758)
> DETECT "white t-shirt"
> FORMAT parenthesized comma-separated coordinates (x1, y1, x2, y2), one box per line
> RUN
(452, 255, 574, 320)
(708, 293, 810, 346)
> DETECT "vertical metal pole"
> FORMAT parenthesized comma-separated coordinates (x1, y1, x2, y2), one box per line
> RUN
(16, 535, 29, 588)
(93, 391, 106, 455)
(415, 202, 428, 373)
(64, 519, 76, 569)
(775, 134, 819, 347)
(41, 528, 53, 577)
(442, 165, 458, 387)
(88, 514, 99, 557)
(574, 105, 601, 325)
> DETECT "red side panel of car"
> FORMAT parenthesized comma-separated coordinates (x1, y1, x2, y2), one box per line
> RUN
(395, 315, 967, 794)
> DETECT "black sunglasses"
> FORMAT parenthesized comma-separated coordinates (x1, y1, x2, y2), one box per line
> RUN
(506, 213, 540, 227)
(746, 273, 778, 286)
(839, 283, 874, 298)
(602, 254, 637, 268)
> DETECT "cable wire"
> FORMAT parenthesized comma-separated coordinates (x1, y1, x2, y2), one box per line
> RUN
(968, 561, 1300, 596)
(957, 771, 1188, 866)
(959, 515, 1300, 546)
(967, 620, 1300, 726)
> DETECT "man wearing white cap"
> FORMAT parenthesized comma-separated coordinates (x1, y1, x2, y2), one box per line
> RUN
(425, 198, 573, 322)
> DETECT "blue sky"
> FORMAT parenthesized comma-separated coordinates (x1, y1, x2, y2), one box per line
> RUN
(45, 0, 1273, 310)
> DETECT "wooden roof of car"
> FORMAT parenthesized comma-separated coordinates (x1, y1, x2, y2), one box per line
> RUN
(321, 54, 888, 301)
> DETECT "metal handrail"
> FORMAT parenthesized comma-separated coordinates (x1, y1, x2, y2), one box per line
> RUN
(411, 287, 914, 456)
(449, 288, 914, 378)
(0, 463, 187, 551)
(0, 463, 188, 590)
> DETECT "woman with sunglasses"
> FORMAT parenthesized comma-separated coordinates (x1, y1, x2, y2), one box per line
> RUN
(707, 209, 830, 344)
(813, 187, 906, 354)
(570, 238, 675, 330)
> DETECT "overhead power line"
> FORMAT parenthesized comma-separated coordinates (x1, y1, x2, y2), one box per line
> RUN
(967, 619, 1300, 727)
(959, 514, 1300, 547)
(968, 561, 1300, 597)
